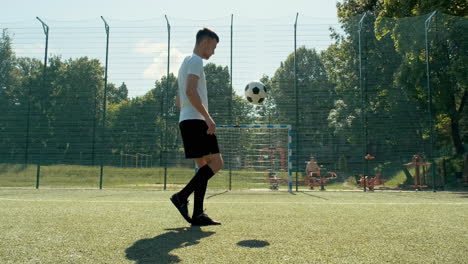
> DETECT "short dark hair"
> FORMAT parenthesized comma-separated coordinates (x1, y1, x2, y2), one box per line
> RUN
(196, 28, 219, 44)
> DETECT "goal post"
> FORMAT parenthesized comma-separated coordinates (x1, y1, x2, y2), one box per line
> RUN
(216, 124, 293, 192)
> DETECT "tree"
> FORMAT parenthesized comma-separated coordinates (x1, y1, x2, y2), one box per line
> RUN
(0, 29, 15, 102)
(375, 1, 467, 155)
(329, 0, 467, 162)
(268, 47, 334, 162)
(0, 29, 23, 162)
(106, 73, 177, 167)
(108, 82, 128, 105)
(204, 63, 231, 124)
(14, 57, 47, 163)
(204, 63, 255, 125)
(47, 57, 104, 164)
(0, 31, 49, 164)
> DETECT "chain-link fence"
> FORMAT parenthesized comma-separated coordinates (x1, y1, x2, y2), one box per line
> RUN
(0, 12, 466, 190)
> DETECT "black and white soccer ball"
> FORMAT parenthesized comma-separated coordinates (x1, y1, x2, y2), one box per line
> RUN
(244, 81, 267, 105)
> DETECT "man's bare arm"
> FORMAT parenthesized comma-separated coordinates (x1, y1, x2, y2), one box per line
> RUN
(186, 74, 216, 134)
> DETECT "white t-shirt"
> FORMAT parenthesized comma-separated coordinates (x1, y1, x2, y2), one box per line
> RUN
(178, 53, 208, 122)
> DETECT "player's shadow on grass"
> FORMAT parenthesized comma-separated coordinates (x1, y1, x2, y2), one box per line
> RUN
(125, 226, 215, 264)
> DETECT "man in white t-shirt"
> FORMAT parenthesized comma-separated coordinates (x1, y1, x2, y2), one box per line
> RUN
(170, 28, 223, 226)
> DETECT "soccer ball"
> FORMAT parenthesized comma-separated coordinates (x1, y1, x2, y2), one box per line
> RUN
(245, 81, 267, 105)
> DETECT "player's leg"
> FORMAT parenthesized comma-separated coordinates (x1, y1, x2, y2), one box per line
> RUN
(171, 120, 209, 223)
(192, 153, 223, 214)
(192, 153, 223, 226)
(172, 120, 222, 225)
(194, 157, 208, 168)
(189, 129, 223, 205)
(204, 153, 223, 173)
(192, 155, 212, 217)
(174, 120, 209, 199)
(171, 157, 213, 224)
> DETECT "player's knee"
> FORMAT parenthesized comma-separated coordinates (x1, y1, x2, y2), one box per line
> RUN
(218, 157, 224, 171)
(211, 155, 223, 173)
(195, 158, 207, 168)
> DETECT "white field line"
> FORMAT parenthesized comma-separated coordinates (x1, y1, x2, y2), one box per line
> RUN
(0, 198, 467, 205)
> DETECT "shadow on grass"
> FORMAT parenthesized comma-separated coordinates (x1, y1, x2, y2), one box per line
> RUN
(299, 191, 328, 200)
(206, 190, 229, 199)
(125, 226, 215, 264)
(237, 240, 270, 248)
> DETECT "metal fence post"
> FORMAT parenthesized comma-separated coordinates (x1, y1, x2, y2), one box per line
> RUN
(100, 16, 110, 189)
(425, 11, 437, 192)
(229, 14, 234, 191)
(294, 12, 299, 192)
(358, 13, 367, 192)
(163, 15, 171, 190)
(35, 17, 49, 189)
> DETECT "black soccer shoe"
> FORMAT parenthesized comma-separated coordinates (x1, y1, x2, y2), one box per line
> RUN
(191, 213, 221, 226)
(170, 193, 191, 224)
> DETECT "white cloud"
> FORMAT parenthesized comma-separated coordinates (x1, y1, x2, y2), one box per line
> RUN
(134, 40, 188, 81)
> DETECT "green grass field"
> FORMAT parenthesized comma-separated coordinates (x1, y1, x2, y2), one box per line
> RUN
(1, 189, 467, 263)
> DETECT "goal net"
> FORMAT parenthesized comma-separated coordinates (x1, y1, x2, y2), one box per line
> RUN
(215, 124, 292, 192)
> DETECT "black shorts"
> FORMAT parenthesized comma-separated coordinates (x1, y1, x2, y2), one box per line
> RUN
(179, 119, 220, 159)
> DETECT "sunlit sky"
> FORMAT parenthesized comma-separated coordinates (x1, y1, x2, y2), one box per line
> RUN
(2, 0, 342, 97)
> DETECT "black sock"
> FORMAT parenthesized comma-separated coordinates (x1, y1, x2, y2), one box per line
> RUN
(193, 179, 208, 217)
(177, 164, 215, 201)
(193, 166, 216, 217)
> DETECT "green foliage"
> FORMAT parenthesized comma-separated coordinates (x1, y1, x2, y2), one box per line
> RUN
(436, 155, 465, 184)
(107, 82, 128, 105)
(1, 3, 466, 183)
(334, 0, 467, 160)
(268, 46, 335, 162)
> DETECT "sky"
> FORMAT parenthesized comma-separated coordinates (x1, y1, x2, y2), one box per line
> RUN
(2, 0, 342, 97)
(2, 0, 339, 21)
